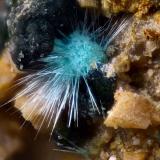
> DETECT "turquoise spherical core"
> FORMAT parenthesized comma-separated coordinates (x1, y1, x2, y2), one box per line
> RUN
(51, 31, 105, 77)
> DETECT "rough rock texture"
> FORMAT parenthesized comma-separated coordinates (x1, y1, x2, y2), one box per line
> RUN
(99, 128, 160, 160)
(78, 0, 160, 17)
(109, 12, 160, 104)
(7, 0, 80, 70)
(96, 6, 160, 160)
(101, 0, 160, 17)
(104, 90, 160, 129)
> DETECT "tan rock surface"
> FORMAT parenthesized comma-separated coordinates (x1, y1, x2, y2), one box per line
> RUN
(104, 90, 160, 129)
(78, 0, 160, 17)
(123, 150, 147, 160)
(0, 49, 18, 102)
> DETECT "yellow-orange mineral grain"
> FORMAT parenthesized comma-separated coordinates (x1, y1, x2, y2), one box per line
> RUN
(123, 150, 147, 160)
(78, 0, 160, 17)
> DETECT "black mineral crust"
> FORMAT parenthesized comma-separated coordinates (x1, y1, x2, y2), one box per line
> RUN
(7, 0, 80, 70)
